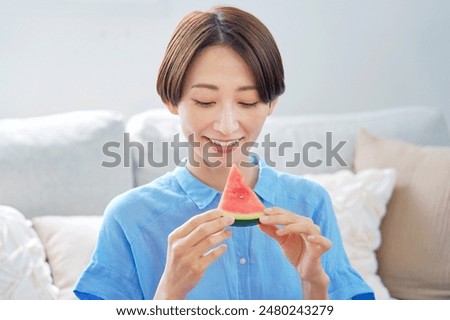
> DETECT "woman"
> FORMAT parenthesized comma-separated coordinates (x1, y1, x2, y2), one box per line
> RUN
(74, 6, 374, 300)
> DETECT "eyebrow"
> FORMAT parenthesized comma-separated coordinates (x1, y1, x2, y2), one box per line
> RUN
(191, 83, 257, 91)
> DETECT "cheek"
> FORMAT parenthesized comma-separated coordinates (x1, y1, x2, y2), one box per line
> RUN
(240, 116, 267, 141)
(250, 121, 266, 138)
(176, 107, 192, 136)
(178, 108, 208, 136)
(244, 110, 268, 129)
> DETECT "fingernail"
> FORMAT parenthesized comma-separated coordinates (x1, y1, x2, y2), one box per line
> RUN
(259, 216, 268, 223)
(224, 216, 235, 224)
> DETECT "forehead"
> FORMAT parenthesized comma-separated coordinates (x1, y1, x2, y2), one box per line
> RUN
(183, 45, 256, 88)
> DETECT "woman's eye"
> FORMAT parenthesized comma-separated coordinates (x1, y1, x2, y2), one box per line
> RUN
(239, 102, 258, 108)
(194, 100, 215, 107)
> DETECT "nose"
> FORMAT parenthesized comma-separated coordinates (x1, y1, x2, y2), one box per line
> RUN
(213, 104, 239, 135)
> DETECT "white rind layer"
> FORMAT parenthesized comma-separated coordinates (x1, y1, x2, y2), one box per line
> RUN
(221, 210, 265, 220)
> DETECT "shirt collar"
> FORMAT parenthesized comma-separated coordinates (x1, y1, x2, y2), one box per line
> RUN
(172, 156, 277, 210)
(172, 164, 219, 210)
(253, 157, 277, 205)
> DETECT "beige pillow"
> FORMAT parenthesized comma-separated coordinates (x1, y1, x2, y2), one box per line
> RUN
(354, 129, 450, 299)
(304, 169, 395, 299)
(32, 215, 103, 299)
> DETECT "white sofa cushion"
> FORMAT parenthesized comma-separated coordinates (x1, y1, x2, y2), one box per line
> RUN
(127, 107, 449, 186)
(0, 110, 133, 219)
(304, 168, 396, 299)
(0, 205, 58, 299)
(126, 108, 186, 187)
(32, 215, 103, 300)
(258, 106, 449, 175)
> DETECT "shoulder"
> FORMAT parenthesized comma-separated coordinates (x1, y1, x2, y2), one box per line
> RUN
(262, 165, 330, 208)
(101, 171, 186, 236)
(108, 171, 181, 211)
(275, 169, 327, 196)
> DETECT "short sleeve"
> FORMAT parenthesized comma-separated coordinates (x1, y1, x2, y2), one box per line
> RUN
(73, 200, 144, 300)
(314, 189, 374, 300)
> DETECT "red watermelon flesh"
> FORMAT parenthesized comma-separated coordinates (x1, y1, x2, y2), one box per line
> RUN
(218, 164, 265, 226)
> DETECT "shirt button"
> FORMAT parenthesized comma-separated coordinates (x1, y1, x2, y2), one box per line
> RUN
(239, 257, 247, 265)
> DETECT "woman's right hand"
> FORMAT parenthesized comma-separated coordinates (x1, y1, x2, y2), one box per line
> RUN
(154, 210, 234, 299)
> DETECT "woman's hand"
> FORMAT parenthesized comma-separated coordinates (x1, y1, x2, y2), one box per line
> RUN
(154, 210, 234, 300)
(258, 207, 332, 299)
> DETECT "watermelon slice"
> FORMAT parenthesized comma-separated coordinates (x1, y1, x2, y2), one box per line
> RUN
(218, 164, 265, 227)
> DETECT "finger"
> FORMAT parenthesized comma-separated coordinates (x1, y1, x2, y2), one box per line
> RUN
(200, 244, 228, 268)
(306, 235, 333, 252)
(194, 228, 232, 255)
(276, 221, 320, 237)
(188, 215, 235, 247)
(264, 207, 307, 217)
(260, 212, 313, 227)
(172, 209, 230, 239)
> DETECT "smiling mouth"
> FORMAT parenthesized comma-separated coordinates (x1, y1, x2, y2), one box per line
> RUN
(206, 137, 242, 153)
(209, 138, 241, 147)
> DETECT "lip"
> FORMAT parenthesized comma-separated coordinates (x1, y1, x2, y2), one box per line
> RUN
(204, 136, 243, 154)
(209, 138, 242, 146)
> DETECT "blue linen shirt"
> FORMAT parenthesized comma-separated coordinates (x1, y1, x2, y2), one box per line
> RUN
(74, 159, 374, 300)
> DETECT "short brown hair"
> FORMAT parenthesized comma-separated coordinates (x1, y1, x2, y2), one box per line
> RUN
(157, 6, 285, 106)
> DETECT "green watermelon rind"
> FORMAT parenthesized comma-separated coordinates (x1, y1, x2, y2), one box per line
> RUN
(232, 219, 259, 227)
(222, 211, 264, 227)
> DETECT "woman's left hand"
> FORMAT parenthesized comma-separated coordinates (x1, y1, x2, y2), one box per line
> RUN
(258, 207, 332, 283)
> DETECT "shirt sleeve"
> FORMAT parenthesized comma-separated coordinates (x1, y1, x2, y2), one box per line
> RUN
(73, 198, 144, 300)
(313, 188, 375, 300)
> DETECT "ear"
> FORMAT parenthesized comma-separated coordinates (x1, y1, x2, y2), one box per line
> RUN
(165, 102, 179, 115)
(267, 97, 279, 116)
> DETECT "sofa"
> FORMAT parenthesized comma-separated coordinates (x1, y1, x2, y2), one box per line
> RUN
(1, 106, 449, 300)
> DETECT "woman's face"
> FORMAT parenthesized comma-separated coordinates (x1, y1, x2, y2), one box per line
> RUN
(166, 45, 277, 169)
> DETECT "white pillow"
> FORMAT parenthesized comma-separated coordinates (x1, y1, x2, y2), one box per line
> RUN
(31, 215, 103, 299)
(304, 168, 396, 299)
(0, 205, 58, 299)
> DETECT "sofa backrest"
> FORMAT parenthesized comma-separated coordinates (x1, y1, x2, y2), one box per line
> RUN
(2, 106, 447, 218)
(126, 106, 449, 186)
(0, 110, 133, 219)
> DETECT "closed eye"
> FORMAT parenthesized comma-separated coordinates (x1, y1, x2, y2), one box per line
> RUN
(193, 100, 215, 107)
(239, 102, 258, 108)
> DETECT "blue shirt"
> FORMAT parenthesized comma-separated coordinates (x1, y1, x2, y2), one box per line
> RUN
(74, 159, 374, 300)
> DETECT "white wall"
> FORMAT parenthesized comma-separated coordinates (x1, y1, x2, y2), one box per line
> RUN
(1, 0, 449, 127)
